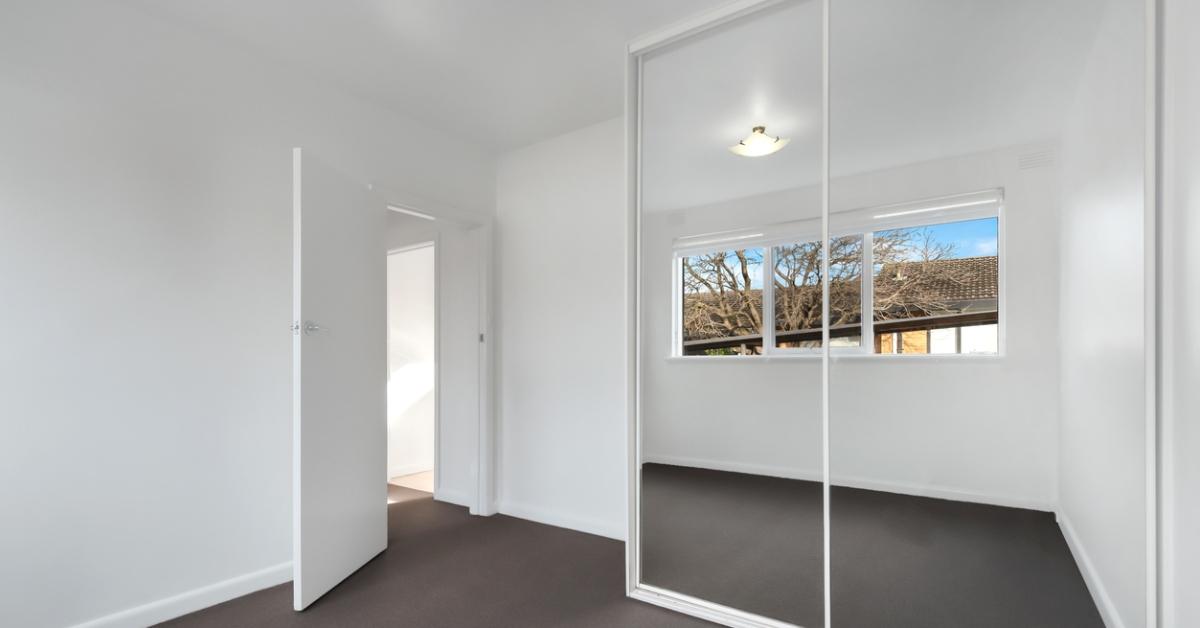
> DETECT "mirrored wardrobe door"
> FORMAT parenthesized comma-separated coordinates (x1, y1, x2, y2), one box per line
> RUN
(827, 1, 1149, 627)
(636, 0, 825, 625)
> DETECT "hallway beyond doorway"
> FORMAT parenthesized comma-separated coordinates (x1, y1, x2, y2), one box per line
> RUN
(390, 471, 434, 494)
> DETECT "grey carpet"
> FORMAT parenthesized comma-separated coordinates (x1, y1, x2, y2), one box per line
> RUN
(159, 484, 714, 628)
(641, 463, 1105, 628)
(165, 470, 1104, 628)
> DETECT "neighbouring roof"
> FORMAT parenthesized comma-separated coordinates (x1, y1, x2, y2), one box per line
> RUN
(875, 256, 999, 303)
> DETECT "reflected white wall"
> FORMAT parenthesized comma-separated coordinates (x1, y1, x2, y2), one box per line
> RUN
(642, 143, 1062, 510)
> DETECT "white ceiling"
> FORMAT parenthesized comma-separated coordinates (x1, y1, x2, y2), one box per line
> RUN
(124, 0, 1111, 210)
(122, 0, 728, 152)
(641, 0, 1108, 212)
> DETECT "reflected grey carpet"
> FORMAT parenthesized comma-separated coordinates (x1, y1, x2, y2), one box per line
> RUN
(160, 484, 713, 628)
(641, 463, 1105, 628)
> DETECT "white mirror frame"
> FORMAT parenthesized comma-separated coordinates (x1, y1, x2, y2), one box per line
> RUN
(623, 1, 1161, 628)
(624, 1, 826, 626)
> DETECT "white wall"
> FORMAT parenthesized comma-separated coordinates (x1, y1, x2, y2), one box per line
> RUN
(495, 118, 628, 539)
(0, 3, 494, 627)
(387, 246, 436, 479)
(385, 213, 485, 509)
(1056, 0, 1148, 626)
(1162, 0, 1200, 624)
(641, 143, 1061, 510)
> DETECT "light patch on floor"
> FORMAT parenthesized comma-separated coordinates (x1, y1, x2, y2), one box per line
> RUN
(390, 470, 434, 493)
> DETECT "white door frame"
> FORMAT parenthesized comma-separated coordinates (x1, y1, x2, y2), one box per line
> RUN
(624, 2, 1160, 628)
(385, 200, 496, 517)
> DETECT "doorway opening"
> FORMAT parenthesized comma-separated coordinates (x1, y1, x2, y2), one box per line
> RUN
(383, 200, 495, 516)
(387, 242, 436, 504)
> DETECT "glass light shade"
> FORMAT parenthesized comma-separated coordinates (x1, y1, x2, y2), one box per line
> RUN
(728, 126, 789, 157)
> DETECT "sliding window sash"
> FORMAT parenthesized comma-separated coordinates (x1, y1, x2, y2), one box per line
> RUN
(762, 246, 776, 351)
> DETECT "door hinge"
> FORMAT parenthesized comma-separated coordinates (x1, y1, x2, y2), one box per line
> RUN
(291, 321, 301, 335)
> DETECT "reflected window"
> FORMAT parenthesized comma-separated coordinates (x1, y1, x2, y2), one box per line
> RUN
(773, 236, 862, 348)
(672, 202, 1001, 357)
(680, 249, 764, 356)
(872, 218, 999, 354)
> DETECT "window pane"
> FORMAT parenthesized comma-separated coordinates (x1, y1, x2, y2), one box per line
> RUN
(900, 330, 928, 353)
(873, 217, 998, 354)
(961, 323, 999, 354)
(929, 328, 957, 354)
(680, 249, 764, 356)
(773, 235, 862, 348)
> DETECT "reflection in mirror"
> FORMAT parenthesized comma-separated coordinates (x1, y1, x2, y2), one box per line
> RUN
(638, 0, 824, 624)
(773, 236, 862, 349)
(871, 217, 1000, 354)
(681, 248, 765, 356)
(829, 1, 1147, 627)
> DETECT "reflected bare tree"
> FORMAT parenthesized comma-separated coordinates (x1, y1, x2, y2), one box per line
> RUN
(681, 228, 988, 346)
(872, 227, 978, 320)
(773, 236, 862, 334)
(681, 250, 762, 342)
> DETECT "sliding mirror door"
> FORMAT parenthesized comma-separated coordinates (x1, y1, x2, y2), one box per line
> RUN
(635, 1, 825, 625)
(827, 1, 1150, 627)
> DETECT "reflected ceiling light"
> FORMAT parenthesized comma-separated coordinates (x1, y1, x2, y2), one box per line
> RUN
(729, 126, 789, 157)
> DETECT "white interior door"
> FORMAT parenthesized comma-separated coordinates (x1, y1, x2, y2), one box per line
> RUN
(292, 148, 387, 611)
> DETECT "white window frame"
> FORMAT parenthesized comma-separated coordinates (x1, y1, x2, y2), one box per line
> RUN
(670, 189, 1005, 359)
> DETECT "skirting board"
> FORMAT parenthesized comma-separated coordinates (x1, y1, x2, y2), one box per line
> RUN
(388, 463, 434, 479)
(642, 454, 1055, 512)
(1058, 512, 1126, 628)
(69, 561, 292, 628)
(499, 499, 625, 541)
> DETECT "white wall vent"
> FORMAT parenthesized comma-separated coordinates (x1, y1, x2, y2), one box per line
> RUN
(1018, 149, 1054, 169)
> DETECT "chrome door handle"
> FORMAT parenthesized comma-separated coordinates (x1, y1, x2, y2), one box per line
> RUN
(304, 320, 322, 335)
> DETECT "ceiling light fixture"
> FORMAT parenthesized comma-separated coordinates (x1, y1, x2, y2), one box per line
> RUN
(729, 126, 789, 157)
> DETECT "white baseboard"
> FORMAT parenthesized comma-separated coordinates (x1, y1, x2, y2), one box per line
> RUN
(641, 454, 1054, 512)
(1058, 512, 1126, 628)
(499, 499, 625, 541)
(70, 561, 292, 628)
(388, 463, 433, 479)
